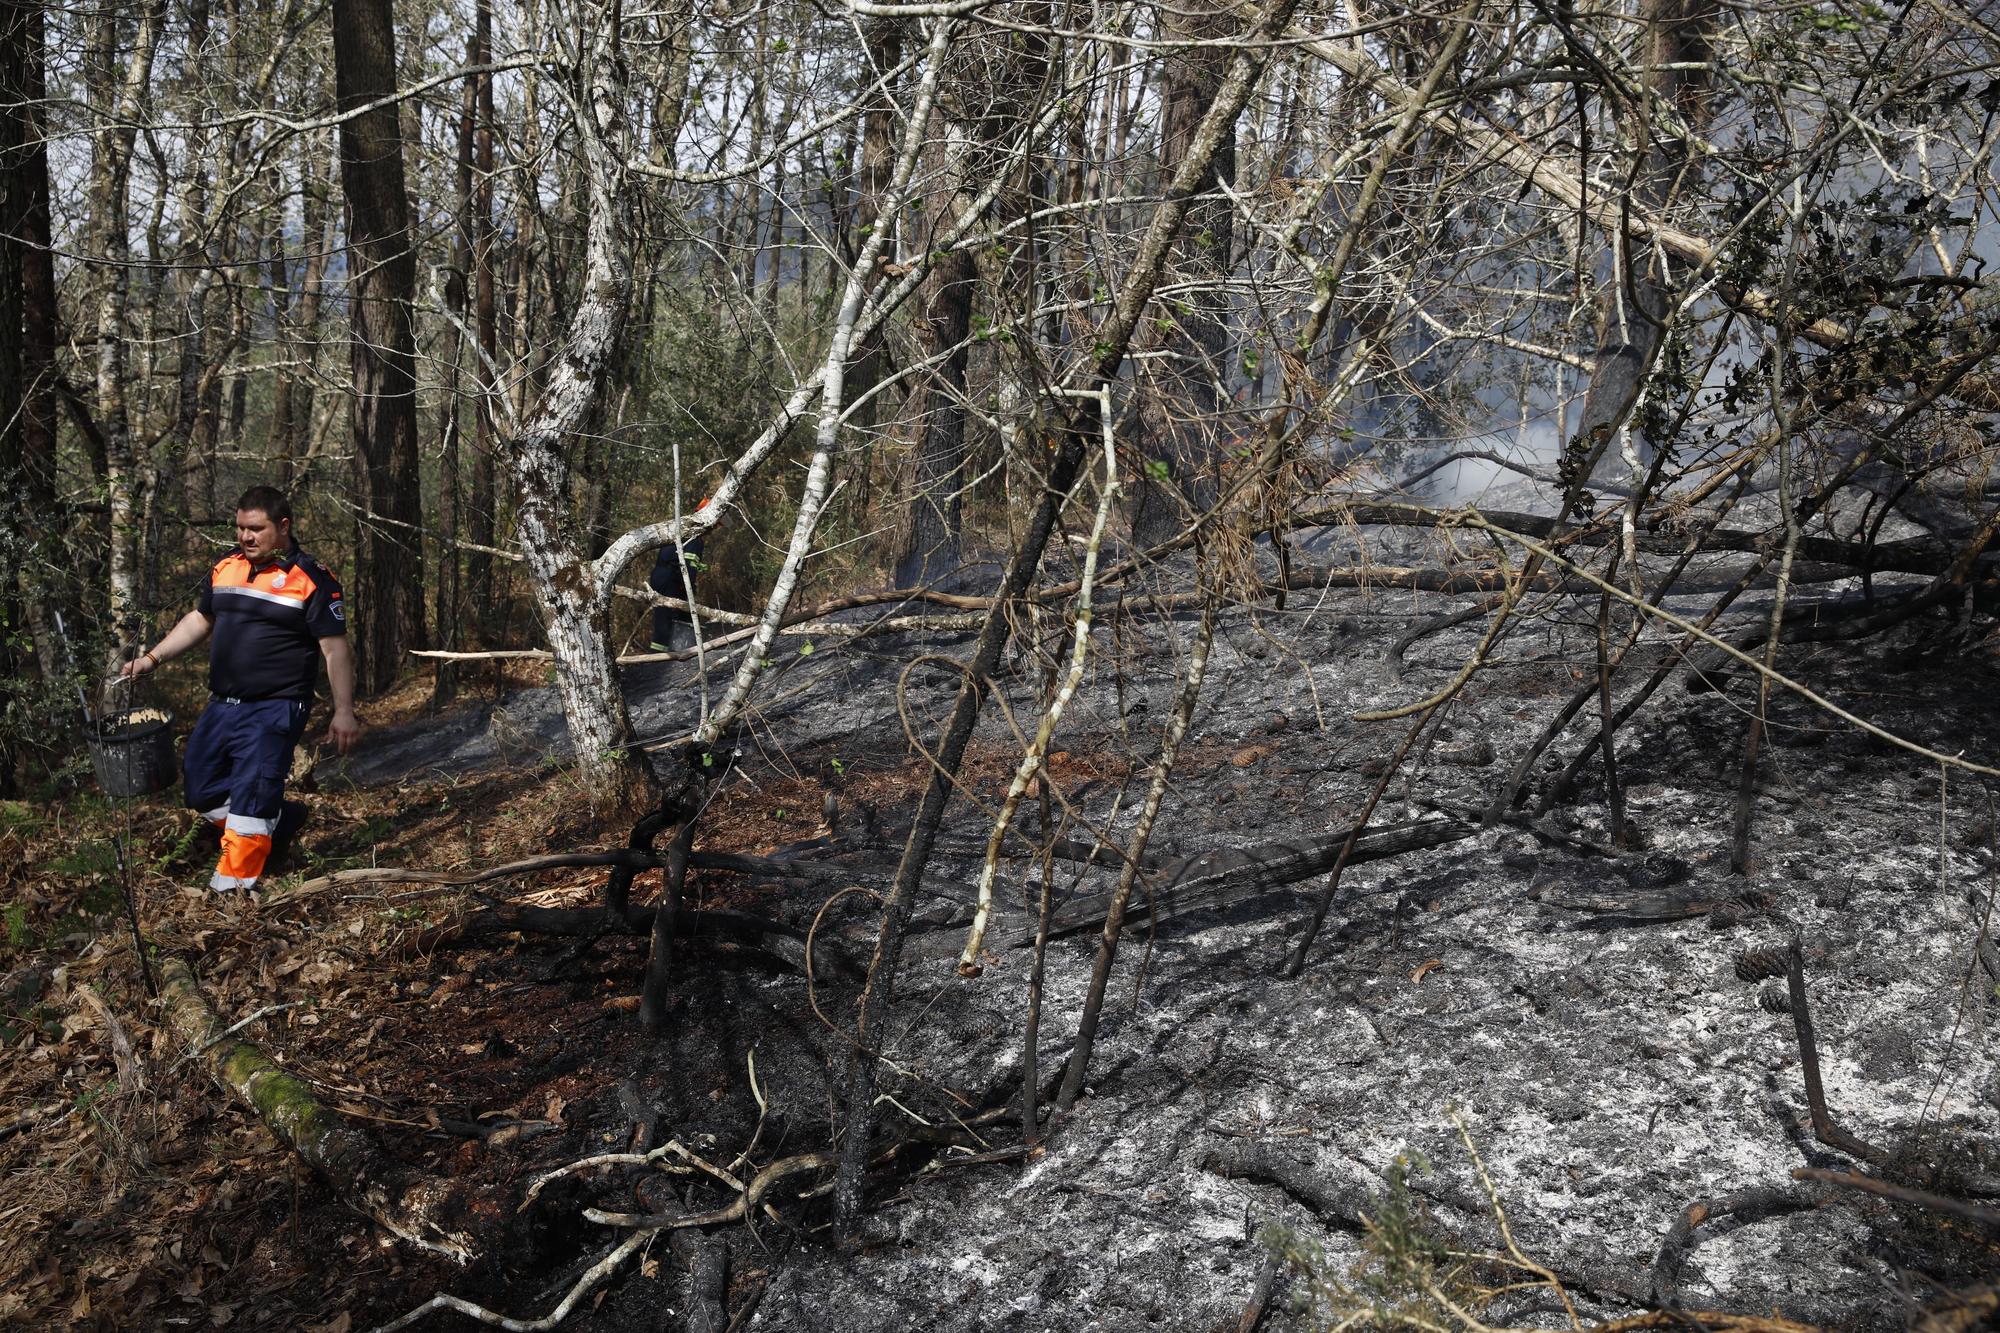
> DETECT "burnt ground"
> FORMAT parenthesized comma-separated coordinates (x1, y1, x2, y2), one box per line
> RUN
(4, 519, 1999, 1332)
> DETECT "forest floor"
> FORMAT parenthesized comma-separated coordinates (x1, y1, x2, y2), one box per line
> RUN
(3, 527, 1999, 1332)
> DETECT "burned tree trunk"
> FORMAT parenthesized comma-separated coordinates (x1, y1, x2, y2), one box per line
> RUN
(1567, 0, 1719, 458)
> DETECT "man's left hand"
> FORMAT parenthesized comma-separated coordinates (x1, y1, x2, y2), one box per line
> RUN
(329, 707, 362, 755)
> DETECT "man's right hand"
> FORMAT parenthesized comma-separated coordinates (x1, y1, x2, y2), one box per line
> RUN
(118, 652, 156, 680)
(328, 706, 362, 755)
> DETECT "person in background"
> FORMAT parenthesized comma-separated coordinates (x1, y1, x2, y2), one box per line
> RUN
(120, 486, 360, 892)
(648, 499, 709, 653)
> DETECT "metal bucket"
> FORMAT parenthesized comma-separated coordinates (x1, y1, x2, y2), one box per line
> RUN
(87, 708, 178, 797)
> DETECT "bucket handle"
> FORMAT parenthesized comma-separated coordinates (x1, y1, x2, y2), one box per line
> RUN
(51, 609, 152, 734)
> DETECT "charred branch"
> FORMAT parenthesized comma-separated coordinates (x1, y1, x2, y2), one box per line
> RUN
(1647, 1186, 1815, 1306)
(1733, 942, 1887, 1164)
(1202, 1140, 1370, 1228)
(1791, 1167, 2000, 1231)
(417, 905, 840, 978)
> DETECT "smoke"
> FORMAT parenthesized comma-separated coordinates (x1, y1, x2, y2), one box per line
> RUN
(1424, 420, 1567, 508)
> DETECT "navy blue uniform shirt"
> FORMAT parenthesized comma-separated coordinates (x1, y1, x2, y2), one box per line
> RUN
(197, 541, 346, 701)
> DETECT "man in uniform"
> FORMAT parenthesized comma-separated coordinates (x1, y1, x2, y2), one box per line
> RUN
(647, 495, 711, 653)
(121, 486, 360, 891)
(648, 530, 706, 652)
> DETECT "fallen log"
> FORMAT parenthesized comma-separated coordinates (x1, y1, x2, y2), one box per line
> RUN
(1681, 585, 1940, 691)
(1202, 1141, 1369, 1226)
(1326, 503, 1978, 578)
(1121, 818, 1475, 921)
(1792, 1166, 2000, 1230)
(419, 904, 851, 978)
(269, 850, 670, 903)
(274, 846, 890, 906)
(909, 818, 1475, 958)
(158, 957, 472, 1263)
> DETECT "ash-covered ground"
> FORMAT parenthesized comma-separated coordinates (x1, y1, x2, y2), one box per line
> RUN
(330, 517, 2000, 1332)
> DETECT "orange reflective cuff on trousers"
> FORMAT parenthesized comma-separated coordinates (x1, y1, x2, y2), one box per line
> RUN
(183, 697, 308, 894)
(212, 812, 275, 891)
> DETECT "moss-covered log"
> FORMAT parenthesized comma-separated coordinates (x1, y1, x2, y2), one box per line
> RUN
(158, 957, 472, 1263)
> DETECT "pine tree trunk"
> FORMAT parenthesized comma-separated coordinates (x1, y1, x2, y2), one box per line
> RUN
(466, 0, 499, 641)
(1, 0, 53, 504)
(894, 244, 974, 587)
(332, 0, 426, 694)
(0, 0, 52, 789)
(270, 134, 331, 492)
(1129, 0, 1237, 548)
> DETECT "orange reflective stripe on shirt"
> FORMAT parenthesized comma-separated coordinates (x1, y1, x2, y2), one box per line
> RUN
(208, 552, 319, 611)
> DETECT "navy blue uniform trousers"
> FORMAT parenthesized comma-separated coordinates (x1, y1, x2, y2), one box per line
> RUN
(183, 697, 308, 889)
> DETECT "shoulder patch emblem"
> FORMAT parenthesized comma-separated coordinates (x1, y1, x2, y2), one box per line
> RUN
(331, 600, 345, 621)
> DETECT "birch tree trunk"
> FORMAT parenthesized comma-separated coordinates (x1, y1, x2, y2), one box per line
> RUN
(92, 0, 164, 670)
(503, 0, 652, 812)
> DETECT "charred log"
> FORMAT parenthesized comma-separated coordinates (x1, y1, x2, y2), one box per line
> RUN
(1791, 1166, 2000, 1231)
(1202, 1141, 1369, 1227)
(417, 904, 845, 978)
(913, 818, 1475, 961)
(640, 816, 698, 1032)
